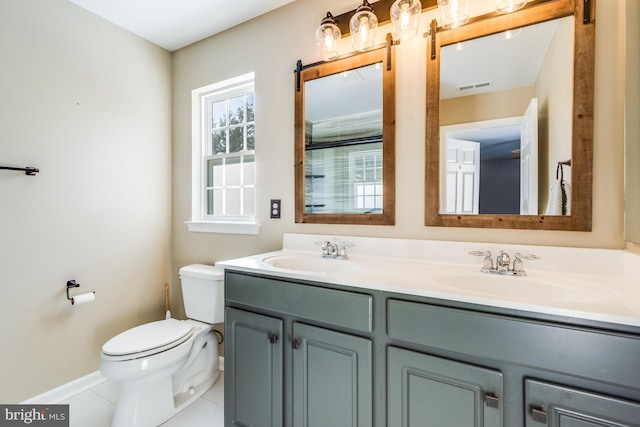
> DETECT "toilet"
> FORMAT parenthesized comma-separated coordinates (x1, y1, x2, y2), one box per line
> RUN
(100, 264, 224, 427)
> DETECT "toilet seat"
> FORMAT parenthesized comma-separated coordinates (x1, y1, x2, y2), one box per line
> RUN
(102, 319, 193, 359)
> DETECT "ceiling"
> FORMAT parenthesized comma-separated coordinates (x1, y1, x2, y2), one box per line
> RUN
(440, 17, 566, 99)
(306, 63, 383, 122)
(69, 0, 296, 51)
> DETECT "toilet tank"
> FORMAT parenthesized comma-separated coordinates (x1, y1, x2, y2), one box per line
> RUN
(179, 264, 225, 324)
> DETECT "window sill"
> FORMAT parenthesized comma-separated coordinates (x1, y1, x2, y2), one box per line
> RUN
(185, 220, 260, 235)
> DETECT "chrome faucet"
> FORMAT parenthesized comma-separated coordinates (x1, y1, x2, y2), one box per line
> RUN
(497, 251, 511, 272)
(469, 250, 540, 276)
(316, 240, 353, 260)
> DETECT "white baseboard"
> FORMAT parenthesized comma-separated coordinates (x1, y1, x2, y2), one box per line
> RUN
(22, 371, 108, 404)
(22, 356, 224, 404)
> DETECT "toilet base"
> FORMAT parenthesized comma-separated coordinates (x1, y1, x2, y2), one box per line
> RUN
(111, 370, 220, 427)
(112, 376, 175, 427)
(107, 326, 219, 427)
(174, 370, 219, 412)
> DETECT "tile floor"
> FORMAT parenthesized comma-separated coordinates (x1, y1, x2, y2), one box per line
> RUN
(61, 372, 224, 427)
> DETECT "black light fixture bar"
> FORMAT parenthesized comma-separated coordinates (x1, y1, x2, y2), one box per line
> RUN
(334, 0, 438, 37)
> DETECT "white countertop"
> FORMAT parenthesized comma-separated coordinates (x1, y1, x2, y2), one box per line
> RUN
(217, 234, 640, 329)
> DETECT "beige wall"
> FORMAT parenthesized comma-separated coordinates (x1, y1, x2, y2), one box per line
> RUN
(172, 0, 626, 319)
(536, 16, 574, 210)
(0, 0, 172, 402)
(440, 86, 536, 126)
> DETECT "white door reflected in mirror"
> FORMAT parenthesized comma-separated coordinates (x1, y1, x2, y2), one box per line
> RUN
(444, 138, 479, 214)
(441, 100, 540, 216)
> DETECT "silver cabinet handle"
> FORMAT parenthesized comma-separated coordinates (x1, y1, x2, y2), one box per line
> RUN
(484, 394, 499, 409)
(531, 406, 547, 423)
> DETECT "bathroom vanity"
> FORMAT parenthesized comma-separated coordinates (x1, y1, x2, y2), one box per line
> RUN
(219, 234, 640, 427)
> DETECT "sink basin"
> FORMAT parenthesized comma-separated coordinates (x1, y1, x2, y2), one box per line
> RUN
(431, 271, 621, 305)
(263, 254, 363, 274)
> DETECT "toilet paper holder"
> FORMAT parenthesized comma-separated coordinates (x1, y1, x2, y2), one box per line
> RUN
(66, 280, 95, 305)
(66, 280, 80, 301)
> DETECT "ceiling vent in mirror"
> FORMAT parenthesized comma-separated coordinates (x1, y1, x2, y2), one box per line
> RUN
(457, 80, 493, 92)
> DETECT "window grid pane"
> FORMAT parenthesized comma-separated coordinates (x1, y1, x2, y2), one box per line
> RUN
(202, 84, 255, 220)
(204, 154, 255, 217)
(211, 100, 226, 129)
(350, 149, 383, 211)
(206, 93, 255, 155)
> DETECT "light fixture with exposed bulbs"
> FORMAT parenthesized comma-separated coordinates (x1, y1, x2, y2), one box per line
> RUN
(350, 0, 379, 52)
(437, 0, 470, 29)
(390, 0, 422, 41)
(496, 0, 528, 14)
(316, 12, 341, 62)
(313, 0, 536, 62)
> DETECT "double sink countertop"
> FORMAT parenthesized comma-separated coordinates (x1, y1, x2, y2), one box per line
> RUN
(218, 234, 640, 329)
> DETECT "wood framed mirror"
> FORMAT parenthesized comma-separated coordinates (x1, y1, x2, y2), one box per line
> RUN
(425, 0, 595, 230)
(295, 38, 396, 225)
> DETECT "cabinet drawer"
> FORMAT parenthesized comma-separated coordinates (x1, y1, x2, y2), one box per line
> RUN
(387, 299, 640, 390)
(226, 271, 373, 333)
(525, 379, 640, 426)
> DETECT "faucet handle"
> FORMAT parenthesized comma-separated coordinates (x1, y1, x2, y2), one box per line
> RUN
(513, 253, 540, 274)
(339, 242, 354, 258)
(469, 251, 493, 271)
(469, 250, 491, 257)
(514, 253, 541, 261)
(315, 240, 332, 256)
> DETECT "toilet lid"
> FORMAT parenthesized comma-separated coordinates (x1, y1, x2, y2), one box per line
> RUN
(102, 318, 193, 356)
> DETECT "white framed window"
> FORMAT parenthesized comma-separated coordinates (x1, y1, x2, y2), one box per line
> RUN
(350, 149, 383, 212)
(186, 72, 260, 235)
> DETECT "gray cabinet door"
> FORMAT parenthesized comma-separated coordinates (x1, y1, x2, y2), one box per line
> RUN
(225, 308, 283, 427)
(388, 346, 503, 427)
(525, 379, 640, 427)
(292, 322, 372, 427)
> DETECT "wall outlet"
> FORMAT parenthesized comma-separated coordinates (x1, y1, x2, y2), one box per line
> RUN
(270, 199, 281, 219)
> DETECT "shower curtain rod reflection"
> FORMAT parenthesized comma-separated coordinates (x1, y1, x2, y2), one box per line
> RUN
(0, 165, 39, 175)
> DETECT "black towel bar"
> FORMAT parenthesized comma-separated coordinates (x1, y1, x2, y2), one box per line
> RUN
(0, 165, 39, 175)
